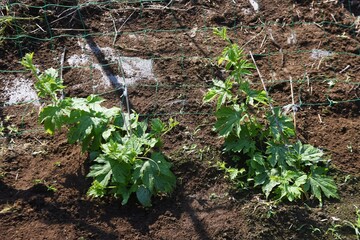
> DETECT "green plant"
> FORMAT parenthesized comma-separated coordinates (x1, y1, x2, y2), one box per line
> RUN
(308, 225, 322, 235)
(53, 161, 61, 167)
(46, 184, 58, 192)
(325, 224, 343, 240)
(22, 53, 178, 207)
(204, 28, 338, 205)
(0, 116, 19, 137)
(6, 124, 18, 135)
(324, 206, 360, 239)
(33, 179, 57, 192)
(345, 174, 352, 182)
(343, 206, 360, 239)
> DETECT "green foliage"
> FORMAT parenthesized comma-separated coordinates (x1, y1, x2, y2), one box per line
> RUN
(22, 53, 178, 207)
(204, 28, 338, 205)
(21, 53, 65, 102)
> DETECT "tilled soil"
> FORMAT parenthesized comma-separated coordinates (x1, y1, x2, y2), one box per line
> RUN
(0, 0, 359, 239)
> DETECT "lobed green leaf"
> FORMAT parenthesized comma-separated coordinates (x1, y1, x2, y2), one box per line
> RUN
(214, 105, 245, 137)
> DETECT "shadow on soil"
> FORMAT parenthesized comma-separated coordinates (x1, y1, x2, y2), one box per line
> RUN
(0, 180, 215, 239)
(0, 157, 220, 239)
(1, 154, 356, 239)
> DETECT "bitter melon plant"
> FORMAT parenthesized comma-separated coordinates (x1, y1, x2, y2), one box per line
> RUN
(204, 28, 338, 205)
(22, 53, 178, 207)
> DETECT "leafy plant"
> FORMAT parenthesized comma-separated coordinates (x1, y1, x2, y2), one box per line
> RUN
(204, 28, 338, 205)
(22, 53, 178, 207)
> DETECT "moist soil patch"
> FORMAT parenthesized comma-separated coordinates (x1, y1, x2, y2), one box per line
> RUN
(0, 0, 359, 239)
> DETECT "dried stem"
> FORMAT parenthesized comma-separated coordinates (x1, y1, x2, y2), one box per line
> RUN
(111, 10, 136, 46)
(249, 51, 288, 143)
(59, 47, 66, 100)
(289, 76, 297, 137)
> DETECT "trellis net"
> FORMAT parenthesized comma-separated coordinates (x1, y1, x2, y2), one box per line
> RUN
(0, 0, 359, 137)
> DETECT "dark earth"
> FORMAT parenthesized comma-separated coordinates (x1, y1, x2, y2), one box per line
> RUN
(0, 0, 360, 239)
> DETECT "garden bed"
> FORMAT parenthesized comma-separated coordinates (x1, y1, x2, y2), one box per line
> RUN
(0, 0, 359, 239)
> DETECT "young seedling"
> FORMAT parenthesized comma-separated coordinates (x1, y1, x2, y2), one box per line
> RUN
(33, 179, 58, 192)
(325, 224, 343, 240)
(343, 206, 360, 239)
(53, 161, 61, 167)
(0, 115, 21, 139)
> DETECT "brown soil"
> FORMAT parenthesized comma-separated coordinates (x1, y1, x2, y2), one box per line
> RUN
(1, 0, 360, 239)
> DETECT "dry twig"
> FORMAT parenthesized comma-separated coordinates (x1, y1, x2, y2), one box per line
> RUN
(59, 47, 66, 99)
(111, 10, 136, 46)
(249, 51, 287, 143)
(289, 77, 297, 135)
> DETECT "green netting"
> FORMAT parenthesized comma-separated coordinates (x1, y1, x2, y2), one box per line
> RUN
(0, 0, 359, 138)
